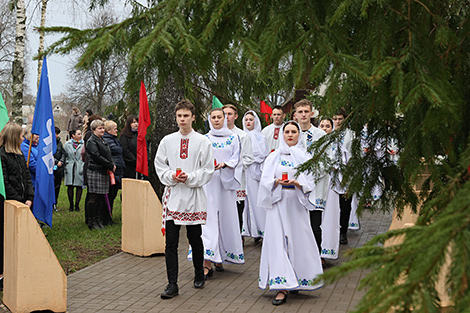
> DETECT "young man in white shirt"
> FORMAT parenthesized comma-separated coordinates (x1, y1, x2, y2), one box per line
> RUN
(294, 99, 327, 254)
(223, 104, 255, 233)
(261, 105, 285, 152)
(154, 99, 214, 298)
(333, 109, 354, 245)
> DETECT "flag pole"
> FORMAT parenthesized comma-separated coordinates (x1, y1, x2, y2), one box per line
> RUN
(26, 133, 33, 168)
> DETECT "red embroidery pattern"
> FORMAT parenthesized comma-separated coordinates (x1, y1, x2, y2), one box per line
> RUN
(167, 210, 207, 222)
(180, 138, 189, 159)
(273, 127, 280, 140)
(237, 190, 246, 198)
(161, 187, 171, 236)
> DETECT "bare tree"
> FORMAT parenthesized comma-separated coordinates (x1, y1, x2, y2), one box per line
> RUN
(0, 1, 16, 107)
(36, 0, 48, 88)
(65, 10, 127, 115)
(12, 0, 26, 122)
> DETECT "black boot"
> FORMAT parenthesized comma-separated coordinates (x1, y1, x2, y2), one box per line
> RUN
(87, 203, 101, 230)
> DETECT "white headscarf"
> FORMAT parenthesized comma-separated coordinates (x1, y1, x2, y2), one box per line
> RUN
(208, 110, 233, 137)
(242, 110, 268, 163)
(258, 121, 314, 209)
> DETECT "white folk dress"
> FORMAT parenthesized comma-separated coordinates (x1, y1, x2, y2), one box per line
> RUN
(258, 122, 323, 291)
(193, 124, 245, 264)
(231, 126, 254, 202)
(241, 111, 269, 239)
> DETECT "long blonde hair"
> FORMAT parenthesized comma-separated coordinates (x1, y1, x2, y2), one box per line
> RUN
(0, 123, 23, 154)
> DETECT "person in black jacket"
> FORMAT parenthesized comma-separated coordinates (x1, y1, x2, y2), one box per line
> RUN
(103, 120, 125, 224)
(82, 114, 103, 225)
(0, 122, 35, 287)
(85, 120, 115, 230)
(53, 127, 66, 211)
(120, 115, 138, 179)
(0, 122, 35, 206)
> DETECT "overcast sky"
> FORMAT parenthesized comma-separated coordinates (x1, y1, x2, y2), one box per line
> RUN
(26, 0, 136, 98)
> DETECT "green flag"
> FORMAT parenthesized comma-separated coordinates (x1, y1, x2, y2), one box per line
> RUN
(0, 92, 10, 198)
(212, 95, 223, 109)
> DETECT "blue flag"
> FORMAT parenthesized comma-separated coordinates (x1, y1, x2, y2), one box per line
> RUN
(31, 57, 56, 227)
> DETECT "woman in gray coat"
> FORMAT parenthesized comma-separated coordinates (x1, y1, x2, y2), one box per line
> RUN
(64, 129, 85, 212)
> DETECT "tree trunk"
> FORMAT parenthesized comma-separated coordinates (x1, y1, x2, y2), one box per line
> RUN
(147, 76, 183, 198)
(37, 0, 48, 88)
(12, 0, 26, 123)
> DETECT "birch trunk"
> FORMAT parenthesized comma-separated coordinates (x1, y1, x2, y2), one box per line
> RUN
(37, 0, 48, 88)
(12, 0, 26, 123)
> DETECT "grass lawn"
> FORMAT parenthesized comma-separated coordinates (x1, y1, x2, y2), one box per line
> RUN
(42, 182, 122, 275)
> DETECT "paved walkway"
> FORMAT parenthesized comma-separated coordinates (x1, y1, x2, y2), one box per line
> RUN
(1, 209, 393, 313)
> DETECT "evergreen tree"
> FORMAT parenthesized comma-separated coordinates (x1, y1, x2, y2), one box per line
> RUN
(43, 0, 470, 310)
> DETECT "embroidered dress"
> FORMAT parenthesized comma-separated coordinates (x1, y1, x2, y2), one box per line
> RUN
(261, 123, 283, 152)
(241, 111, 269, 238)
(154, 130, 214, 227)
(231, 126, 254, 201)
(258, 153, 323, 291)
(258, 122, 323, 291)
(189, 130, 245, 264)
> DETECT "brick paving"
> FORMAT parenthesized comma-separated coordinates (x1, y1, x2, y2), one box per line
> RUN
(0, 209, 392, 313)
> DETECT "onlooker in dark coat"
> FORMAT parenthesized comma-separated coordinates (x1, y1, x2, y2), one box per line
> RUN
(53, 127, 66, 211)
(0, 122, 35, 288)
(103, 120, 125, 223)
(67, 107, 83, 133)
(82, 114, 103, 225)
(85, 119, 115, 230)
(120, 115, 139, 179)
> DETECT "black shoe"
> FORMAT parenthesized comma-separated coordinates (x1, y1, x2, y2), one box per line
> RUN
(194, 280, 205, 289)
(272, 291, 288, 305)
(204, 266, 213, 279)
(289, 290, 299, 294)
(340, 233, 348, 245)
(161, 283, 179, 299)
(215, 264, 225, 272)
(74, 204, 80, 212)
(69, 206, 74, 212)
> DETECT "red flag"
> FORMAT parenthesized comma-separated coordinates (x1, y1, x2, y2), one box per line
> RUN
(260, 100, 272, 123)
(136, 81, 151, 176)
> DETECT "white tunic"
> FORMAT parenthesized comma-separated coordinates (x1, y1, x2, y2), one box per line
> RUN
(302, 125, 329, 211)
(259, 153, 323, 291)
(261, 123, 283, 152)
(154, 130, 214, 225)
(231, 126, 254, 200)
(199, 133, 245, 264)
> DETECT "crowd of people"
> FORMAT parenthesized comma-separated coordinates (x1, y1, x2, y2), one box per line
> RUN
(0, 99, 393, 301)
(0, 107, 142, 231)
(154, 98, 395, 306)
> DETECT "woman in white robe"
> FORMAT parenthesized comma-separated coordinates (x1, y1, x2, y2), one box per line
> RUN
(241, 111, 268, 240)
(258, 121, 323, 306)
(197, 108, 245, 277)
(318, 118, 341, 260)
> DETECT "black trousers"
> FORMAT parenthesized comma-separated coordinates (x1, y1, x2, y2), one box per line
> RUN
(237, 200, 244, 233)
(165, 220, 204, 284)
(309, 210, 322, 253)
(339, 194, 352, 235)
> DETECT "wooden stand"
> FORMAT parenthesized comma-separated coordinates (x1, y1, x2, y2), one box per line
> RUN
(121, 179, 164, 256)
(3, 200, 67, 313)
